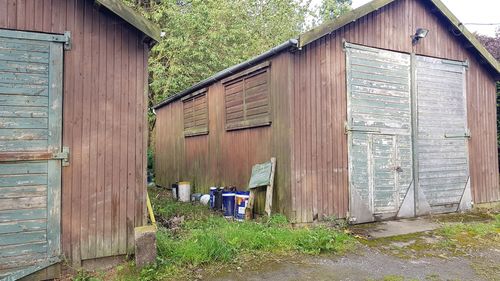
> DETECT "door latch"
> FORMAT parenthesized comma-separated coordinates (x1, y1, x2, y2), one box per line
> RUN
(444, 129, 471, 139)
(52, 147, 70, 167)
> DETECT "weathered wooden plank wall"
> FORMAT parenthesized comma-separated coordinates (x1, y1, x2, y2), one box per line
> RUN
(0, 0, 148, 263)
(155, 53, 293, 216)
(291, 0, 499, 223)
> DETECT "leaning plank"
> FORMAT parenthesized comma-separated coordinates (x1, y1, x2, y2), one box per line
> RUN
(264, 157, 276, 217)
(245, 158, 276, 219)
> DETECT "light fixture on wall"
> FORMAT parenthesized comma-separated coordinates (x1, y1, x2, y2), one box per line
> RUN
(411, 28, 429, 45)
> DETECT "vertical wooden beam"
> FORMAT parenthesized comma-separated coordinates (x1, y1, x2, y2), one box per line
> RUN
(47, 40, 63, 259)
(264, 157, 276, 216)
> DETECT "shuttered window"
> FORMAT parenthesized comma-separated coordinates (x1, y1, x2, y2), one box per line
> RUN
(223, 62, 271, 130)
(183, 90, 208, 137)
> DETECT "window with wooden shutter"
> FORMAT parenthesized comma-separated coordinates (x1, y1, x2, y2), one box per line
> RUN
(223, 62, 271, 131)
(182, 89, 208, 137)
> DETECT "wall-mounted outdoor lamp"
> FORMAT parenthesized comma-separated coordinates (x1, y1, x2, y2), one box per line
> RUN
(411, 28, 429, 45)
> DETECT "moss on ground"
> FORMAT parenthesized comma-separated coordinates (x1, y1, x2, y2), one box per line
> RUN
(359, 213, 500, 260)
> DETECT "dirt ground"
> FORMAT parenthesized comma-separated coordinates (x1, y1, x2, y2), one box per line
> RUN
(207, 214, 500, 281)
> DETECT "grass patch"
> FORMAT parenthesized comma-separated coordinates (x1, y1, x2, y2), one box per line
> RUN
(434, 215, 500, 255)
(117, 192, 355, 280)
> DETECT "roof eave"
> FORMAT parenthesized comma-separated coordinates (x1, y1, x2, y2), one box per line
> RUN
(95, 0, 161, 43)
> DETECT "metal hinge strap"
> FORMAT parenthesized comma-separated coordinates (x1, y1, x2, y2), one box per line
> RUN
(52, 146, 70, 166)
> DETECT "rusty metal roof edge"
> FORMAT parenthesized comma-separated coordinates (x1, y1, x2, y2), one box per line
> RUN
(153, 39, 299, 110)
(95, 0, 161, 42)
(299, 0, 499, 78)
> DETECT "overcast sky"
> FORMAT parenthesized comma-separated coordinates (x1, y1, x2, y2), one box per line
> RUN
(312, 0, 500, 37)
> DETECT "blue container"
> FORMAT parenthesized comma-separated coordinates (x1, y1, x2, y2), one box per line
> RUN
(222, 192, 236, 218)
(209, 187, 217, 209)
(234, 191, 250, 221)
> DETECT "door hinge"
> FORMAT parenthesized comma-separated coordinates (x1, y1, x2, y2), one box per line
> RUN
(52, 147, 70, 167)
(63, 31, 71, 51)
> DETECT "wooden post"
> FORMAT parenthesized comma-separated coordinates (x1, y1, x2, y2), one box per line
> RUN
(264, 157, 276, 217)
(245, 190, 256, 220)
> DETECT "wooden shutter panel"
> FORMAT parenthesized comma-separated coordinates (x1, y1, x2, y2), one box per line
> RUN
(183, 90, 208, 137)
(224, 62, 271, 131)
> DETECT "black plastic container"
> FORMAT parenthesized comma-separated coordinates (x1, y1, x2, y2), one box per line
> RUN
(171, 183, 178, 200)
(214, 187, 223, 210)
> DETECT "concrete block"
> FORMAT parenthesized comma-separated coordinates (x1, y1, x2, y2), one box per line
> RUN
(134, 225, 157, 268)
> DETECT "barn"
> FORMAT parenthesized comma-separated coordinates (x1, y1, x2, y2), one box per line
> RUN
(0, 1, 159, 280)
(153, 0, 499, 225)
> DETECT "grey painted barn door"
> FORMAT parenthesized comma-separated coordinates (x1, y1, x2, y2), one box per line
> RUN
(414, 56, 471, 215)
(346, 43, 471, 223)
(0, 29, 66, 281)
(346, 43, 413, 223)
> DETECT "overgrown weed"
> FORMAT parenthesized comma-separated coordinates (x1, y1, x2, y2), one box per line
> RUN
(113, 193, 355, 280)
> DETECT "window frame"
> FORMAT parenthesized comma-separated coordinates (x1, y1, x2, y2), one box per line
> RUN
(181, 88, 209, 137)
(222, 61, 272, 131)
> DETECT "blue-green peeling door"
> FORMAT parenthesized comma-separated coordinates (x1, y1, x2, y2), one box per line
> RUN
(0, 29, 66, 281)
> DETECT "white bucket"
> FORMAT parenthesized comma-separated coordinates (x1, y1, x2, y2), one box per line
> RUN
(178, 182, 191, 202)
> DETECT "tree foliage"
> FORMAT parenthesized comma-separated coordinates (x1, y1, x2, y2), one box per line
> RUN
(314, 0, 351, 24)
(475, 28, 500, 61)
(127, 0, 351, 106)
(131, 0, 312, 105)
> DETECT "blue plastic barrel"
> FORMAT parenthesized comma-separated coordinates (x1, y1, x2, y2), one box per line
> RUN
(209, 187, 217, 209)
(234, 191, 250, 221)
(222, 192, 236, 218)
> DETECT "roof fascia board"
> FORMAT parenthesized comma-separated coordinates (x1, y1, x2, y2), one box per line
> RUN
(95, 0, 161, 42)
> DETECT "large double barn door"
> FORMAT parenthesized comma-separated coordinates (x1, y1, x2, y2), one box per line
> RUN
(0, 30, 66, 281)
(346, 43, 470, 224)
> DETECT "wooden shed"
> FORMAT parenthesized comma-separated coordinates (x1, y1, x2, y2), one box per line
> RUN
(154, 0, 500, 225)
(0, 1, 159, 279)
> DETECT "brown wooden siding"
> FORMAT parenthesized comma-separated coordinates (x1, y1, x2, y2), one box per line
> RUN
(291, 0, 499, 223)
(0, 0, 148, 264)
(155, 53, 293, 216)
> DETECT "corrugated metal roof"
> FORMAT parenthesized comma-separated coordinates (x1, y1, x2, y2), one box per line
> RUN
(95, 0, 161, 42)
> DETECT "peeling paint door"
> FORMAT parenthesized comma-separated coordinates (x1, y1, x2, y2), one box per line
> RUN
(346, 43, 413, 223)
(0, 30, 64, 281)
(415, 56, 471, 214)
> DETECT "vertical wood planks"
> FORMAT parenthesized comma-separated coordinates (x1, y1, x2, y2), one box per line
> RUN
(0, 0, 149, 264)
